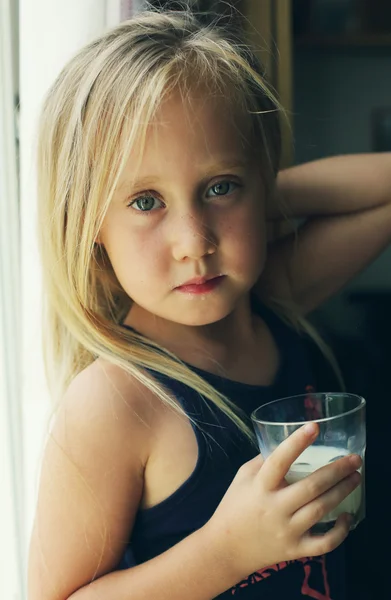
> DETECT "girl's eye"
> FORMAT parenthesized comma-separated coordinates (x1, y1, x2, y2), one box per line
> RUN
(206, 181, 238, 198)
(129, 195, 163, 212)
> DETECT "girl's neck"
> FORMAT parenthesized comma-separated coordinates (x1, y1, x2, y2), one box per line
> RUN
(124, 294, 268, 381)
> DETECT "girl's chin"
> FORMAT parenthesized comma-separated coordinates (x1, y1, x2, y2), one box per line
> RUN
(167, 307, 237, 328)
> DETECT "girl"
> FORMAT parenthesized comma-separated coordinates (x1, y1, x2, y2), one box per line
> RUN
(28, 9, 391, 600)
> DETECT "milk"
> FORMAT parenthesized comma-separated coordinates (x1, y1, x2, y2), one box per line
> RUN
(286, 446, 363, 525)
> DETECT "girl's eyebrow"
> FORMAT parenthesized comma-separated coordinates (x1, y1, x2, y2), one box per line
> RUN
(202, 158, 249, 174)
(116, 157, 249, 195)
(116, 176, 160, 193)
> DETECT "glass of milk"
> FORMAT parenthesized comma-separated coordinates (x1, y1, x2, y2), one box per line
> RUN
(251, 393, 366, 533)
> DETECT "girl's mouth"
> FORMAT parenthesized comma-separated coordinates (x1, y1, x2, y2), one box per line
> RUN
(175, 275, 225, 295)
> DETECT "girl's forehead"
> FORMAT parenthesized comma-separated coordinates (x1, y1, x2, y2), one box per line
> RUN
(122, 89, 252, 166)
(152, 87, 247, 131)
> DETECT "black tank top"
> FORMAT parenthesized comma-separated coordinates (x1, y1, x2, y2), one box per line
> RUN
(117, 303, 346, 599)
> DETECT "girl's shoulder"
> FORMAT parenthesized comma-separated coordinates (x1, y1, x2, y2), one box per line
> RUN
(52, 359, 159, 465)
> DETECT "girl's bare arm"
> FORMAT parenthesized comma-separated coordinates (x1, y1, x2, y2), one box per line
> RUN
(260, 153, 391, 313)
(274, 153, 391, 220)
(27, 361, 239, 600)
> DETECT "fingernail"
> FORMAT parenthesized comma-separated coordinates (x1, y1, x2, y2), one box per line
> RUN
(349, 454, 362, 468)
(304, 422, 317, 436)
(345, 513, 353, 526)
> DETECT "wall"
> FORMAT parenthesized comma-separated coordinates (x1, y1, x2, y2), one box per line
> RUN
(0, 2, 22, 597)
(10, 0, 18, 96)
(294, 50, 391, 162)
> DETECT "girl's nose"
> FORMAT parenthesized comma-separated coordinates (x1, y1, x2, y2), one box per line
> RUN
(171, 211, 217, 262)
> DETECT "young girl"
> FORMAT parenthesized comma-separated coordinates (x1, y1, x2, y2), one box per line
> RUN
(28, 9, 391, 600)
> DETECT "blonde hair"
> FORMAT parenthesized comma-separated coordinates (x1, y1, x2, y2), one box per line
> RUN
(37, 9, 340, 442)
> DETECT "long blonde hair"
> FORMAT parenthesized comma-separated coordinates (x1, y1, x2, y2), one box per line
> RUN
(37, 9, 339, 442)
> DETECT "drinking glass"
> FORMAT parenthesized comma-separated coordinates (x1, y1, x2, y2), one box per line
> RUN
(251, 393, 366, 533)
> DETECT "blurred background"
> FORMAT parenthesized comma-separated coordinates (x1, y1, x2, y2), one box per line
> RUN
(1, 1, 390, 598)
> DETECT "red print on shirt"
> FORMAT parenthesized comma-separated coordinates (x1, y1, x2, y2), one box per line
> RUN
(230, 555, 331, 599)
(304, 386, 323, 421)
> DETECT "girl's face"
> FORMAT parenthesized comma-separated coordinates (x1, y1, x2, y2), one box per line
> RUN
(100, 90, 267, 327)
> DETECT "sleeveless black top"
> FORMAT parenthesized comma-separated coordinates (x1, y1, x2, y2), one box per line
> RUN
(117, 304, 346, 599)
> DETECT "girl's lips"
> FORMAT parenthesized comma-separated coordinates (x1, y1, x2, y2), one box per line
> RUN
(175, 275, 225, 294)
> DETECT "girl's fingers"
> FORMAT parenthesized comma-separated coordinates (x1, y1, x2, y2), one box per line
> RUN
(290, 470, 361, 532)
(282, 454, 362, 514)
(258, 423, 319, 490)
(242, 453, 265, 476)
(299, 513, 351, 558)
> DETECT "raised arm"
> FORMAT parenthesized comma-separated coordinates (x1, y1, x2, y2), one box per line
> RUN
(274, 153, 391, 219)
(259, 153, 391, 313)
